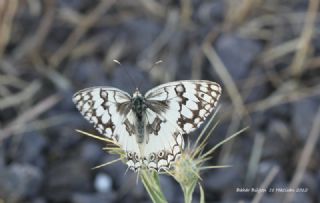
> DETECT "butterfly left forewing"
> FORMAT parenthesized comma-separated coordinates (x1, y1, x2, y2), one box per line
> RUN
(72, 87, 132, 138)
(73, 87, 142, 170)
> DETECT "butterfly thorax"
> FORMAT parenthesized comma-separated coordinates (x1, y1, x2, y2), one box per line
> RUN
(131, 90, 147, 144)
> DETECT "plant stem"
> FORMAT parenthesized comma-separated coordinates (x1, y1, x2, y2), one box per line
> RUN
(140, 170, 168, 203)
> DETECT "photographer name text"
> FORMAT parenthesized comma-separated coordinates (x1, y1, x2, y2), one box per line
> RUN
(236, 187, 308, 193)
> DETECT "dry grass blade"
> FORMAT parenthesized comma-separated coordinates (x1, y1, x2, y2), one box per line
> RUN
(138, 10, 179, 72)
(18, 114, 75, 133)
(192, 106, 220, 157)
(76, 129, 118, 145)
(0, 0, 18, 57)
(138, 0, 166, 18)
(199, 165, 231, 170)
(192, 120, 220, 159)
(247, 83, 320, 113)
(284, 106, 320, 203)
(290, 0, 319, 76)
(260, 39, 299, 63)
(0, 81, 41, 109)
(245, 133, 265, 185)
(0, 94, 61, 141)
(13, 0, 56, 59)
(49, 0, 116, 67)
(224, 0, 262, 29)
(202, 43, 247, 117)
(0, 74, 28, 88)
(252, 166, 279, 203)
(180, 0, 192, 25)
(200, 127, 248, 159)
(92, 158, 122, 170)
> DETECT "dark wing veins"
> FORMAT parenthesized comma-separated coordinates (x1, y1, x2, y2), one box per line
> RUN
(116, 101, 132, 116)
(146, 116, 162, 136)
(145, 100, 169, 114)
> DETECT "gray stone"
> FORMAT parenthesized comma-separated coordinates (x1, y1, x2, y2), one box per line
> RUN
(263, 119, 290, 158)
(204, 157, 243, 191)
(71, 192, 115, 203)
(159, 175, 176, 203)
(289, 192, 312, 203)
(58, 0, 98, 11)
(0, 164, 43, 202)
(29, 197, 47, 203)
(111, 64, 153, 93)
(215, 34, 262, 80)
(256, 161, 286, 188)
(317, 171, 320, 203)
(45, 160, 91, 202)
(100, 155, 127, 188)
(15, 132, 48, 168)
(68, 58, 109, 87)
(260, 195, 282, 203)
(80, 141, 105, 167)
(292, 98, 320, 142)
(124, 19, 161, 52)
(0, 145, 4, 169)
(94, 173, 112, 193)
(197, 1, 224, 23)
(244, 68, 269, 103)
(300, 172, 317, 198)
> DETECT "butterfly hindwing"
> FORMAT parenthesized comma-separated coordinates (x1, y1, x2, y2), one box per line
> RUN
(143, 108, 184, 171)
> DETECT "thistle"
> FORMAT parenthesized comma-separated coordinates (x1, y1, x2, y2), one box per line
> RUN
(77, 107, 247, 203)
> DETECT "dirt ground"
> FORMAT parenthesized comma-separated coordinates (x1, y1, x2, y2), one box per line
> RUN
(0, 0, 319, 203)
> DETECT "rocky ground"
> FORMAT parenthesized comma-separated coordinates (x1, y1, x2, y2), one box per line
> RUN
(0, 0, 319, 203)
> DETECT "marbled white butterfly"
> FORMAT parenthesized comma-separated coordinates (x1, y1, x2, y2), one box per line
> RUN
(73, 80, 221, 172)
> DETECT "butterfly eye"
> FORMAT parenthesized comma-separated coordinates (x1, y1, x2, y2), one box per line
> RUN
(158, 151, 165, 158)
(149, 153, 155, 161)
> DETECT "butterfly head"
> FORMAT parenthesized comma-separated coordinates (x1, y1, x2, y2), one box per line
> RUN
(132, 88, 142, 98)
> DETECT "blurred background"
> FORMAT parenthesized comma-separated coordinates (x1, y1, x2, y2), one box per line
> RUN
(0, 0, 320, 202)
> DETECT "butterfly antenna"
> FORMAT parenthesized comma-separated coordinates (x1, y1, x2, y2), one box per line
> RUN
(113, 59, 137, 89)
(137, 60, 163, 90)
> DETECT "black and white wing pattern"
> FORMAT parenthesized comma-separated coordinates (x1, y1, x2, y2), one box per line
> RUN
(143, 80, 222, 171)
(72, 87, 142, 170)
(73, 80, 222, 172)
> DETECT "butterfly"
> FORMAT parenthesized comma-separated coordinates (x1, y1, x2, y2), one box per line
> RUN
(72, 80, 221, 172)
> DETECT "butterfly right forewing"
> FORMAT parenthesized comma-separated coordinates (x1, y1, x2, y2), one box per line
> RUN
(145, 80, 222, 134)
